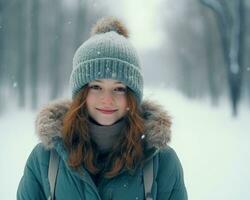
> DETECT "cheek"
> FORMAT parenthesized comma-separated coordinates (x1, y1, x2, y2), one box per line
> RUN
(118, 97, 128, 110)
(86, 93, 96, 109)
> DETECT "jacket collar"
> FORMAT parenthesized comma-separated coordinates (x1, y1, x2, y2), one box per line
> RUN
(35, 99, 172, 152)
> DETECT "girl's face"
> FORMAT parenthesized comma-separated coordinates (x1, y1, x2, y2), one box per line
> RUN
(86, 79, 128, 125)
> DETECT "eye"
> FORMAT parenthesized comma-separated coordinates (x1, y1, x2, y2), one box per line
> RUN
(89, 85, 102, 90)
(113, 87, 127, 94)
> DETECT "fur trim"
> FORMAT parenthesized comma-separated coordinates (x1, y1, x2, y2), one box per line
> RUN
(141, 100, 171, 149)
(91, 16, 129, 38)
(36, 99, 171, 150)
(35, 99, 71, 149)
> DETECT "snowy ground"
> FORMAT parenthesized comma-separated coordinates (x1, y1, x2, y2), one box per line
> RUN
(1, 88, 249, 200)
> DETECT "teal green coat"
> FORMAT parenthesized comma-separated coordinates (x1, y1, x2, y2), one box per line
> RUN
(17, 100, 188, 200)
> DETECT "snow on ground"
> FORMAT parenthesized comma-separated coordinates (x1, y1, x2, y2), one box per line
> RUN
(0, 88, 249, 200)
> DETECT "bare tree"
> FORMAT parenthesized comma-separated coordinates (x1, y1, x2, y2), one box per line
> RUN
(200, 6, 224, 106)
(160, 1, 213, 98)
(49, 0, 63, 100)
(200, 0, 245, 116)
(74, 0, 87, 48)
(16, 0, 27, 108)
(0, 0, 5, 113)
(29, 0, 40, 109)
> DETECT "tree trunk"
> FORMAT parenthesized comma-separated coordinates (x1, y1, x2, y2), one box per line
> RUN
(16, 0, 27, 108)
(29, 0, 40, 109)
(49, 0, 63, 100)
(200, 0, 245, 116)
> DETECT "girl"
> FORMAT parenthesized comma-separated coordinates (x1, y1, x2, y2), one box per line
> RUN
(17, 17, 187, 200)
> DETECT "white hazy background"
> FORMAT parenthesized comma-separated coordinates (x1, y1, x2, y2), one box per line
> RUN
(1, 88, 250, 200)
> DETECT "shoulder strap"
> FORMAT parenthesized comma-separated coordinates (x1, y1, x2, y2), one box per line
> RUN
(143, 158, 154, 200)
(48, 149, 60, 200)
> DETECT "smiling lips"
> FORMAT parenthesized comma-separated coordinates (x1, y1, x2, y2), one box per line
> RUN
(96, 108, 118, 114)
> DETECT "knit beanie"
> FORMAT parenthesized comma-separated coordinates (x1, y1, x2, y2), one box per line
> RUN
(70, 17, 143, 104)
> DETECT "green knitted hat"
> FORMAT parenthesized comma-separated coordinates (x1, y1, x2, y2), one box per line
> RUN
(70, 17, 143, 104)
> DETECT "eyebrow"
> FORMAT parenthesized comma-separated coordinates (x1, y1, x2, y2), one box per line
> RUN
(92, 80, 123, 84)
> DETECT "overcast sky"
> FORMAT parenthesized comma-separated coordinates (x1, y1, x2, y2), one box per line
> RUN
(121, 0, 164, 50)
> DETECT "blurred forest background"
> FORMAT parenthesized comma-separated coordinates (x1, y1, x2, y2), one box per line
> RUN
(0, 0, 250, 116)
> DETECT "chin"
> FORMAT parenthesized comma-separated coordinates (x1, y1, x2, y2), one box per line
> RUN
(94, 116, 120, 125)
(97, 120, 116, 126)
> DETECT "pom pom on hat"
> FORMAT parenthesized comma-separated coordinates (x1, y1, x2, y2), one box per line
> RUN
(91, 16, 129, 38)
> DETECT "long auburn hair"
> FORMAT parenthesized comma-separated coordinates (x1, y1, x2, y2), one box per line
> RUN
(62, 85, 145, 178)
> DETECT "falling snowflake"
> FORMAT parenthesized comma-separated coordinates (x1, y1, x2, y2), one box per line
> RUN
(106, 67, 110, 72)
(13, 82, 18, 88)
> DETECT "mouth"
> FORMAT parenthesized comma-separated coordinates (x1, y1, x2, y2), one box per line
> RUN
(96, 108, 118, 114)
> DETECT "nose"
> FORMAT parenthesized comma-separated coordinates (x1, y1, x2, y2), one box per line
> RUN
(100, 90, 114, 105)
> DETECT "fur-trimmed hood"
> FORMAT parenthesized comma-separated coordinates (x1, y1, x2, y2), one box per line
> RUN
(35, 99, 172, 152)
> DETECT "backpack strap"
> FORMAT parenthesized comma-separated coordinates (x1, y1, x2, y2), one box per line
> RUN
(48, 149, 60, 200)
(143, 158, 154, 200)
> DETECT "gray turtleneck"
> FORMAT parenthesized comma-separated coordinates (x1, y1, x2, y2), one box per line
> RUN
(88, 118, 126, 185)
(89, 118, 126, 153)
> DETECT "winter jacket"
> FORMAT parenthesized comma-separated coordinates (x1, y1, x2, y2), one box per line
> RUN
(17, 100, 188, 200)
